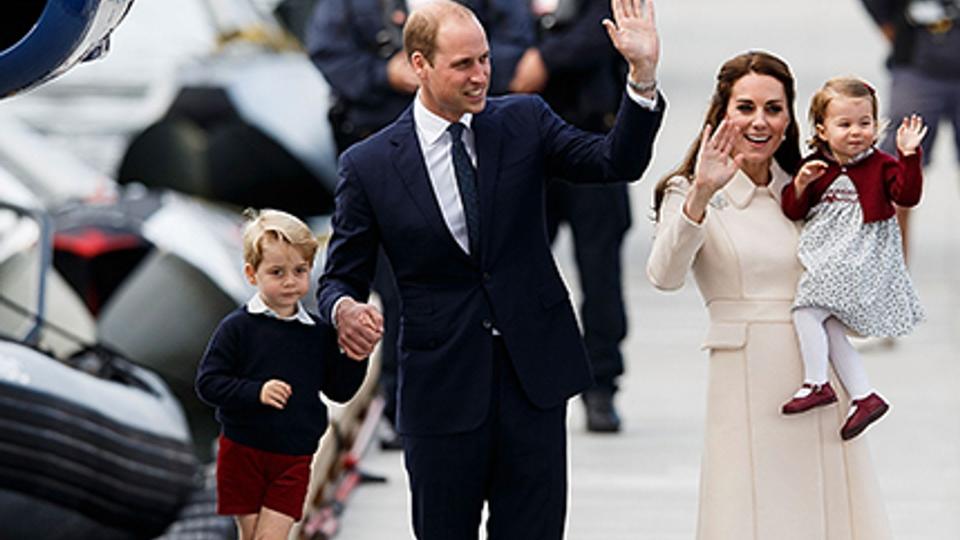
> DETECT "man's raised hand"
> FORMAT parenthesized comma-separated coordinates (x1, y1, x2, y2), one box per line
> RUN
(602, 0, 659, 87)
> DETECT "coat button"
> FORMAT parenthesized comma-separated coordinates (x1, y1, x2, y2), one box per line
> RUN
(482, 272, 491, 281)
(482, 319, 493, 330)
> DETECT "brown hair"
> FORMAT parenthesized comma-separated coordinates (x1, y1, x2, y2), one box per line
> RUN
(403, 0, 477, 64)
(242, 208, 319, 269)
(807, 76, 879, 154)
(652, 51, 802, 219)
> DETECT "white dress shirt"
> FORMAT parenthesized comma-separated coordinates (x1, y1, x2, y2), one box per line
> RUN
(247, 293, 315, 326)
(412, 96, 478, 256)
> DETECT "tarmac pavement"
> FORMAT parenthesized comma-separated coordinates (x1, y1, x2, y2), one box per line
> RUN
(334, 1, 960, 538)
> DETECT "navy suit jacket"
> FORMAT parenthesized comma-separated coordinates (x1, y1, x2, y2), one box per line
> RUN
(317, 93, 664, 435)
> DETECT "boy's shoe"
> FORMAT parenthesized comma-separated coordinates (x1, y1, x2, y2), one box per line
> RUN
(840, 393, 889, 441)
(781, 382, 838, 415)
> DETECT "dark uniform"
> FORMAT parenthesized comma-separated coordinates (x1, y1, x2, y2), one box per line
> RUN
(862, 0, 960, 162)
(533, 0, 632, 432)
(306, 0, 532, 152)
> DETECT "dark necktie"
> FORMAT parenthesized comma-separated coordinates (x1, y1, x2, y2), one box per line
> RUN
(447, 122, 480, 260)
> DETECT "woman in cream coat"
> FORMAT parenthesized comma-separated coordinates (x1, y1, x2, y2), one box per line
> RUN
(647, 51, 892, 540)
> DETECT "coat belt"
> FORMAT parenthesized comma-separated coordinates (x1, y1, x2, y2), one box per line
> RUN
(706, 299, 794, 323)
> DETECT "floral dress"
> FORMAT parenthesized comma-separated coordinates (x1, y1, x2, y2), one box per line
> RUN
(793, 158, 924, 337)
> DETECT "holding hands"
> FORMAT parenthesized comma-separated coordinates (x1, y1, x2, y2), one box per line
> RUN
(896, 114, 927, 156)
(602, 0, 659, 93)
(261, 379, 292, 410)
(335, 297, 384, 361)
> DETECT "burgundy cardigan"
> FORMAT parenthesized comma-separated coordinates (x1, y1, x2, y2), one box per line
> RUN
(781, 147, 923, 223)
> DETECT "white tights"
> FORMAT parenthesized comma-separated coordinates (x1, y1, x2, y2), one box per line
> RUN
(792, 307, 873, 400)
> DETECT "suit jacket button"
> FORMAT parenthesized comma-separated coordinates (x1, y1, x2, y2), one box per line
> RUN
(482, 272, 491, 281)
(482, 319, 493, 330)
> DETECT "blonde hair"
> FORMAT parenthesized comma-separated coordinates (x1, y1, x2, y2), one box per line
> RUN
(807, 76, 880, 154)
(403, 0, 477, 64)
(241, 208, 319, 269)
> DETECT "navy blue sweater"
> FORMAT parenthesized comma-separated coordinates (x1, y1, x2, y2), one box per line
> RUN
(195, 307, 368, 455)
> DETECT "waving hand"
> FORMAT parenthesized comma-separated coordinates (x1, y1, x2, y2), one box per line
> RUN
(602, 0, 660, 85)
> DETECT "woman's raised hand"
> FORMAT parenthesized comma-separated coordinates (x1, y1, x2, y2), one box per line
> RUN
(682, 120, 742, 223)
(694, 119, 741, 194)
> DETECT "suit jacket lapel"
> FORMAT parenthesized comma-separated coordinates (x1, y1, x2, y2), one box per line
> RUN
(472, 108, 502, 262)
(391, 109, 474, 265)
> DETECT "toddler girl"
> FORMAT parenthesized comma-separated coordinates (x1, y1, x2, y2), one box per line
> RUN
(780, 76, 925, 440)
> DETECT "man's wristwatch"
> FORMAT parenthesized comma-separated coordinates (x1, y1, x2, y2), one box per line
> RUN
(627, 78, 657, 95)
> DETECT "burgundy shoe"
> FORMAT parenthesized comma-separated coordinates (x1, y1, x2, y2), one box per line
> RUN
(840, 393, 890, 441)
(781, 382, 838, 415)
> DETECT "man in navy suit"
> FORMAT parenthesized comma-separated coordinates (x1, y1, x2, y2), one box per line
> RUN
(316, 0, 663, 537)
(306, 0, 533, 448)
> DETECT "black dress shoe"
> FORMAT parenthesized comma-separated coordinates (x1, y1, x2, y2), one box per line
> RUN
(582, 389, 621, 433)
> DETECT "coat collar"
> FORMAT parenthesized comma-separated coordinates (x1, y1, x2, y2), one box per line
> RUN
(722, 160, 792, 209)
(472, 104, 502, 262)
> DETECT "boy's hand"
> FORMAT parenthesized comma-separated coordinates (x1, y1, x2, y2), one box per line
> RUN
(261, 379, 292, 410)
(896, 114, 927, 156)
(794, 160, 828, 195)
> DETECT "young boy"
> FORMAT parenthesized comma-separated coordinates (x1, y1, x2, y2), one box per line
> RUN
(196, 209, 371, 539)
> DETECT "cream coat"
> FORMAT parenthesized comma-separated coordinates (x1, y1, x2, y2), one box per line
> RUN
(647, 165, 892, 540)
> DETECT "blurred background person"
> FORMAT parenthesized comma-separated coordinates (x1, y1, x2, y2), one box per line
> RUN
(305, 0, 533, 447)
(861, 0, 960, 261)
(510, 0, 634, 433)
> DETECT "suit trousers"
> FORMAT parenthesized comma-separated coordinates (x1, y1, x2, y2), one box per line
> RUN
(401, 337, 568, 540)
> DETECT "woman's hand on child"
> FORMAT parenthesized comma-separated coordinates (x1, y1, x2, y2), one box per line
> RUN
(261, 379, 292, 410)
(896, 114, 927, 156)
(794, 160, 829, 195)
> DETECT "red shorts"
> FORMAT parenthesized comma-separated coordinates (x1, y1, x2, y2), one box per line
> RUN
(215, 435, 312, 521)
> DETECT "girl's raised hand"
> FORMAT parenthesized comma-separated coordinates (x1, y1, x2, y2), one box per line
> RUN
(794, 160, 828, 195)
(896, 114, 927, 156)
